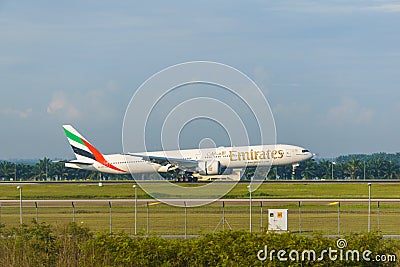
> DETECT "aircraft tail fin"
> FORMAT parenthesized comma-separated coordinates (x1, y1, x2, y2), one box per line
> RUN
(62, 125, 127, 173)
(62, 125, 102, 162)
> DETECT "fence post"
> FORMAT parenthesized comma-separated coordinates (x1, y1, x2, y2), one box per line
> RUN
(35, 201, 38, 223)
(214, 201, 231, 232)
(222, 201, 225, 230)
(184, 201, 187, 239)
(109, 201, 112, 233)
(134, 185, 137, 235)
(260, 201, 263, 232)
(338, 201, 341, 235)
(299, 201, 302, 234)
(368, 183, 372, 233)
(72, 202, 75, 223)
(17, 186, 22, 225)
(377, 201, 380, 233)
(248, 184, 252, 233)
(146, 201, 149, 236)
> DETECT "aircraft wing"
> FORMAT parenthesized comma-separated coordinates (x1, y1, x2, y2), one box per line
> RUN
(127, 153, 198, 172)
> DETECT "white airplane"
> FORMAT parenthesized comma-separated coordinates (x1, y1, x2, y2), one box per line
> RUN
(62, 125, 313, 181)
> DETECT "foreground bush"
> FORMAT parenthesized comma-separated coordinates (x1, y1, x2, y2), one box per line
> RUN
(0, 222, 399, 266)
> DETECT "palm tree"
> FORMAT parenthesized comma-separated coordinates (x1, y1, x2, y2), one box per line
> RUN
(267, 166, 279, 180)
(385, 160, 399, 179)
(345, 159, 362, 180)
(52, 162, 69, 180)
(364, 160, 375, 180)
(32, 158, 52, 181)
(18, 163, 34, 181)
(333, 162, 346, 180)
(317, 160, 332, 180)
(0, 161, 14, 180)
(370, 158, 385, 179)
(281, 164, 293, 180)
(297, 159, 317, 180)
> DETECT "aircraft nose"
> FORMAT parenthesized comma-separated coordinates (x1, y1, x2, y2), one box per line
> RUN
(304, 151, 313, 160)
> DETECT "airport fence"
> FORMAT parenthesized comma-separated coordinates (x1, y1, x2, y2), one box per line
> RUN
(0, 199, 399, 237)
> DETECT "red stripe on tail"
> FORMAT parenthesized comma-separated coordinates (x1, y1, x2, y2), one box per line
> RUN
(81, 139, 126, 173)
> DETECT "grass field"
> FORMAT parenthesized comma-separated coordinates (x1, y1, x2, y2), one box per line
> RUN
(1, 200, 399, 235)
(1, 182, 399, 235)
(0, 181, 400, 200)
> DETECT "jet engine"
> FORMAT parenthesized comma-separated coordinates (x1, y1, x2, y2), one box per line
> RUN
(198, 161, 222, 175)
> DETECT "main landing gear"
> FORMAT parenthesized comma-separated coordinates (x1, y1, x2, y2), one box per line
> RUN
(291, 163, 300, 180)
(175, 173, 198, 182)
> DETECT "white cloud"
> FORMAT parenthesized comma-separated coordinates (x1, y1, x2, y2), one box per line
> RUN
(0, 108, 33, 118)
(47, 91, 80, 119)
(325, 98, 374, 126)
(365, 4, 400, 13)
(273, 102, 310, 117)
(47, 81, 122, 122)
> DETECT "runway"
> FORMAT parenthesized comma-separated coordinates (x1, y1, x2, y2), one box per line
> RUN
(3, 179, 400, 185)
(1, 198, 400, 206)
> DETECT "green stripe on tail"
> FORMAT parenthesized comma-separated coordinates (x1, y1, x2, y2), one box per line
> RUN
(63, 127, 85, 146)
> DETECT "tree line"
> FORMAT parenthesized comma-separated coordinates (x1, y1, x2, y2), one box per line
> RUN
(1, 152, 400, 181)
(252, 152, 400, 180)
(0, 158, 125, 181)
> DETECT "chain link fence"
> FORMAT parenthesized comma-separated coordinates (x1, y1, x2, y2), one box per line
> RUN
(0, 199, 399, 237)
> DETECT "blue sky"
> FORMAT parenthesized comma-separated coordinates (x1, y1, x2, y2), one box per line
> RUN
(1, 0, 400, 159)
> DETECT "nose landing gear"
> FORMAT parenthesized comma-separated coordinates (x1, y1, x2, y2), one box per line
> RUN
(292, 163, 300, 180)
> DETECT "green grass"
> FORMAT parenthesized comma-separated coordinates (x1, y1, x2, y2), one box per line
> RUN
(0, 183, 144, 200)
(1, 182, 399, 235)
(0, 182, 399, 200)
(227, 183, 400, 199)
(1, 201, 399, 235)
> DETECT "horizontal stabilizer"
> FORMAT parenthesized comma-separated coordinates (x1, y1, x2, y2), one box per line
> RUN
(54, 160, 94, 166)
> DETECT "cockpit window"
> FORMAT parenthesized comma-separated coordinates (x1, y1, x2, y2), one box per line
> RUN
(302, 149, 309, 153)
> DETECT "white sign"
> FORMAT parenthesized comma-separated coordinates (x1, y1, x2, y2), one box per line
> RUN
(268, 209, 288, 231)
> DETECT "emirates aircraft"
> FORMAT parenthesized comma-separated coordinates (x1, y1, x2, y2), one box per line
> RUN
(62, 125, 313, 181)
